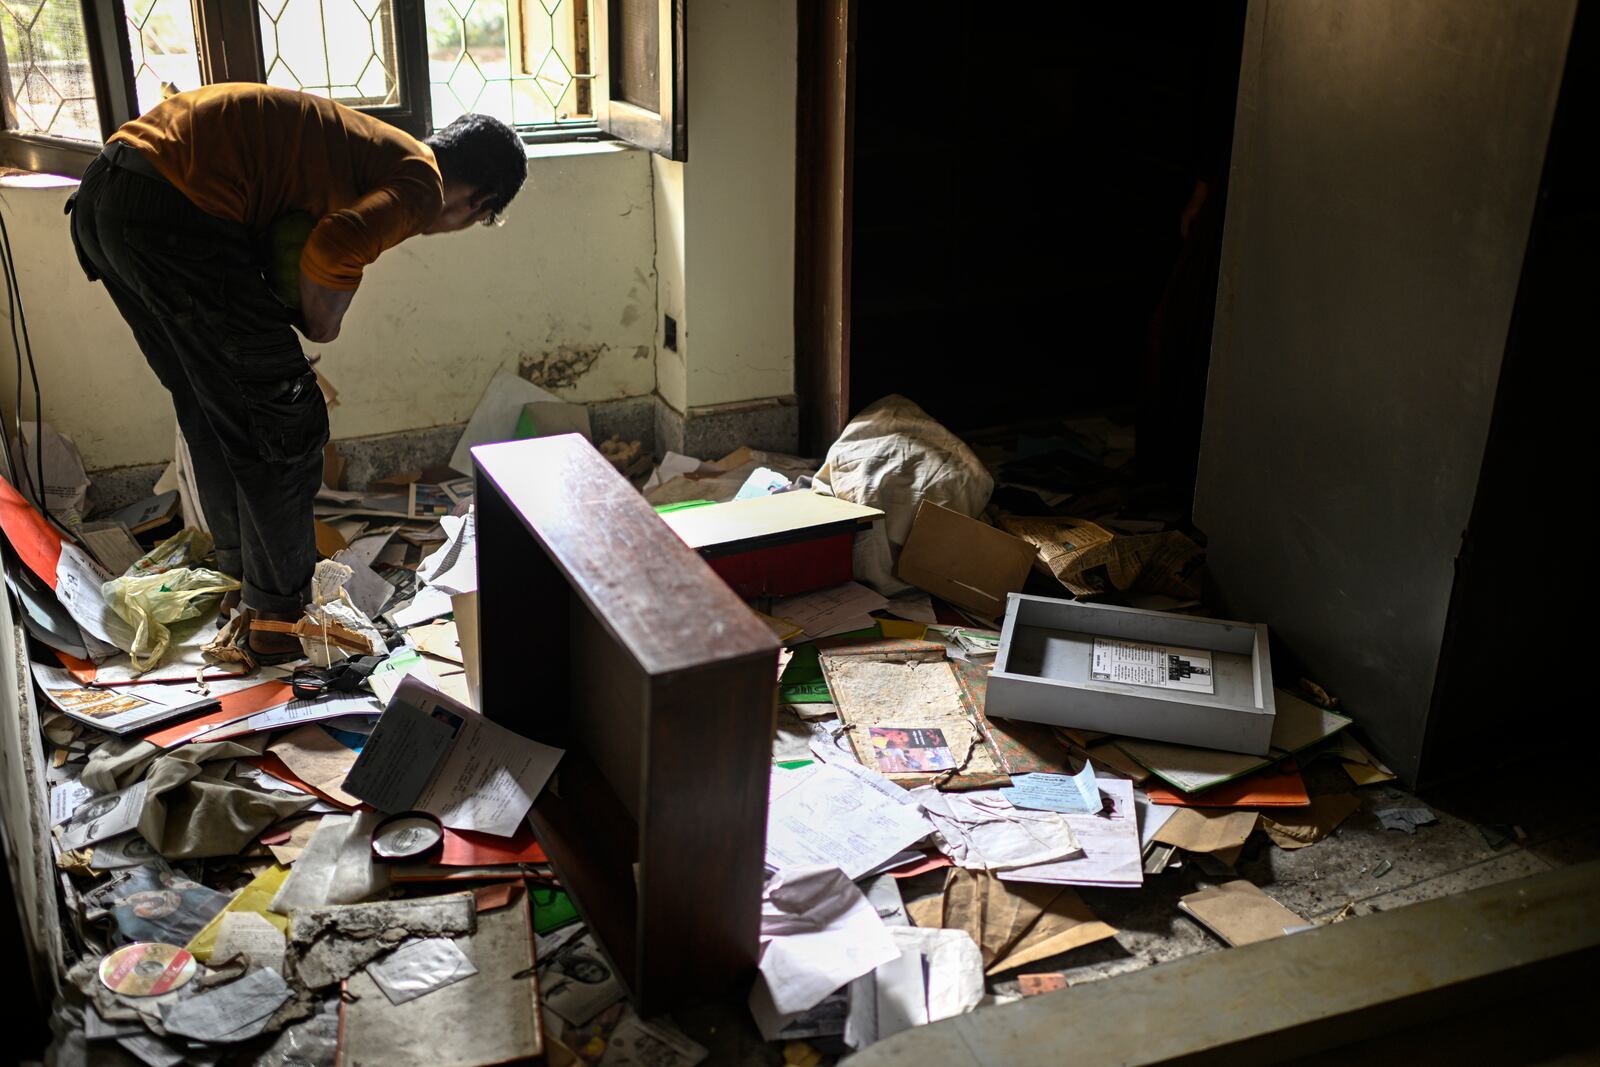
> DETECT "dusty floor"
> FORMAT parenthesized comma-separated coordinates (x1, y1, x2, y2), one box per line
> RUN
(676, 727, 1600, 1066)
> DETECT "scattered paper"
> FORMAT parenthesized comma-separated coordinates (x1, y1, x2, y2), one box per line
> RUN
(409, 619, 464, 664)
(1002, 762, 1100, 814)
(89, 832, 164, 869)
(884, 593, 939, 625)
(55, 543, 136, 651)
(367, 650, 442, 706)
(750, 866, 900, 1037)
(58, 779, 148, 851)
(344, 529, 398, 569)
(386, 585, 454, 628)
(160, 967, 292, 1044)
(201, 695, 382, 742)
(49, 778, 93, 826)
(30, 659, 221, 735)
(366, 937, 480, 1005)
(267, 725, 362, 808)
(448, 367, 560, 474)
(1115, 689, 1352, 794)
(186, 863, 293, 963)
(888, 926, 984, 1022)
(997, 778, 1143, 889)
(1018, 973, 1068, 996)
(913, 788, 1081, 871)
(772, 583, 889, 640)
(117, 1033, 187, 1067)
(540, 929, 626, 1026)
(265, 817, 324, 865)
(213, 912, 288, 973)
(270, 812, 390, 913)
(1262, 794, 1362, 850)
(330, 549, 395, 618)
(1179, 880, 1307, 946)
(1375, 806, 1438, 834)
(599, 1014, 708, 1067)
(78, 521, 144, 577)
(344, 677, 563, 837)
(416, 508, 476, 595)
(1136, 792, 1179, 848)
(12, 421, 89, 519)
(1329, 733, 1397, 785)
(764, 763, 932, 880)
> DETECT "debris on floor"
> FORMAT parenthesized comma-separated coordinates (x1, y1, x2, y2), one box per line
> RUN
(0, 407, 1468, 1066)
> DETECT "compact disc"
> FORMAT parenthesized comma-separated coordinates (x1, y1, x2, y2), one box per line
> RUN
(98, 941, 197, 997)
(371, 812, 444, 860)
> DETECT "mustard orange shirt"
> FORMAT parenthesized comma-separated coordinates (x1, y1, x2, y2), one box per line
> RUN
(109, 84, 443, 291)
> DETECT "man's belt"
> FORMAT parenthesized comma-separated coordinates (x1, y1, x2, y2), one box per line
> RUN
(102, 141, 170, 186)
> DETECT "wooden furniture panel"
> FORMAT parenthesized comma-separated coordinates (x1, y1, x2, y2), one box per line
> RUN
(473, 435, 779, 1013)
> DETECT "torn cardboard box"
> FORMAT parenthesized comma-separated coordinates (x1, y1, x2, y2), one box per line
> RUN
(895, 501, 1035, 619)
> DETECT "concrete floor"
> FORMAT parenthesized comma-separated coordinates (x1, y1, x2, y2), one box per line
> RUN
(675, 725, 1600, 1065)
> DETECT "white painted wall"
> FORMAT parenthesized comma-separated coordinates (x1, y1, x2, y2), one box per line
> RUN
(0, 142, 657, 471)
(653, 0, 797, 415)
(652, 155, 688, 413)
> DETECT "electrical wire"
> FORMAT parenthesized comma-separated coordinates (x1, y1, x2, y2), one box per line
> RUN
(0, 195, 71, 539)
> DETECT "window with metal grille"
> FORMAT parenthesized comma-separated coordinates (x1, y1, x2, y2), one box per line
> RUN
(1, 0, 681, 176)
(0, 0, 100, 144)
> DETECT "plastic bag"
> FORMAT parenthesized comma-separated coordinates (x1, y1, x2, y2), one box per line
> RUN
(814, 395, 994, 595)
(102, 562, 239, 671)
(128, 526, 214, 577)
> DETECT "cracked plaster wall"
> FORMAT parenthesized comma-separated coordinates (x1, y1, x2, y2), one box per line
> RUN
(0, 141, 657, 470)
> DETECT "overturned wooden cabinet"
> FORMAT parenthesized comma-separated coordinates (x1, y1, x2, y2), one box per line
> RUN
(473, 435, 779, 1014)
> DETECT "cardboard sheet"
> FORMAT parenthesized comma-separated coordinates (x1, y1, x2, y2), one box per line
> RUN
(1178, 880, 1308, 946)
(1152, 808, 1258, 856)
(894, 501, 1035, 617)
(928, 867, 1116, 975)
(1261, 794, 1362, 850)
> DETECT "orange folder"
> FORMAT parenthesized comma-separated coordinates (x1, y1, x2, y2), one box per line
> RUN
(1146, 760, 1310, 807)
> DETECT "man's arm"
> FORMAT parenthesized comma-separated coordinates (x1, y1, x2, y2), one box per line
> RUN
(296, 164, 442, 343)
(299, 276, 356, 342)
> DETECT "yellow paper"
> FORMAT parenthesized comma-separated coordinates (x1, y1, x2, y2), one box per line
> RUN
(1343, 761, 1396, 786)
(877, 619, 928, 640)
(757, 612, 806, 643)
(186, 863, 292, 961)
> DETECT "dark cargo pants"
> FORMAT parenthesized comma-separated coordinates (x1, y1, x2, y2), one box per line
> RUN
(68, 142, 326, 613)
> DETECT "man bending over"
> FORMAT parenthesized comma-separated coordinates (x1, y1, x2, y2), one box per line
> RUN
(69, 85, 526, 662)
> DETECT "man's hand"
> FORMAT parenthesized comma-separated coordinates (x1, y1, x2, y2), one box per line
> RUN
(298, 276, 356, 343)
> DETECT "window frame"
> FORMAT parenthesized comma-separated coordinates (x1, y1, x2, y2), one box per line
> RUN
(591, 0, 685, 160)
(0, 0, 138, 178)
(0, 0, 672, 177)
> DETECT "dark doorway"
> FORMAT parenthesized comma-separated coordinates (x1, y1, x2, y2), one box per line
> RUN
(838, 4, 1245, 505)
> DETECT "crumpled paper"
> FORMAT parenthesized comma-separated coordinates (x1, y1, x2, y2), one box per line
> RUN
(912, 787, 1081, 871)
(302, 559, 387, 667)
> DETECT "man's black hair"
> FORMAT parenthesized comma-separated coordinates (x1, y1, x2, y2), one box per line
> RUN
(426, 114, 528, 215)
